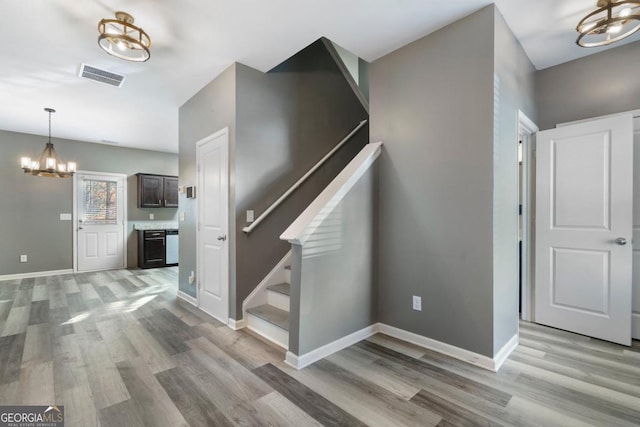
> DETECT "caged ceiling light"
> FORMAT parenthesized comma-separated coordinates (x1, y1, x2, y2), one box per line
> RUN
(98, 11, 151, 62)
(577, 0, 640, 47)
(20, 108, 77, 178)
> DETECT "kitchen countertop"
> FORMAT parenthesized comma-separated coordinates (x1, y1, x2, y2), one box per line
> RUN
(133, 222, 179, 231)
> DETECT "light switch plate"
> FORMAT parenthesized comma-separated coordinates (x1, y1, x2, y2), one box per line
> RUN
(179, 211, 186, 222)
(247, 210, 254, 222)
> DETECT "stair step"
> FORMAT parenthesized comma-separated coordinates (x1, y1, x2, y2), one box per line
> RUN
(267, 282, 291, 296)
(246, 304, 289, 331)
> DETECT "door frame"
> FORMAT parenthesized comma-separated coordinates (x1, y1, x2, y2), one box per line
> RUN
(73, 170, 128, 272)
(518, 111, 538, 322)
(195, 127, 231, 324)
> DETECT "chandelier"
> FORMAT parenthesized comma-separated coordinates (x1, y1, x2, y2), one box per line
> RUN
(577, 0, 640, 47)
(98, 11, 151, 62)
(20, 108, 77, 178)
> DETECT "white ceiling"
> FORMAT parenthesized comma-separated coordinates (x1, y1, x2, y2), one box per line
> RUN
(1, 0, 638, 154)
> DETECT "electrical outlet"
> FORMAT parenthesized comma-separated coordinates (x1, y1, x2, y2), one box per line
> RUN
(19, 255, 27, 263)
(412, 295, 422, 311)
(179, 211, 186, 222)
(149, 213, 155, 220)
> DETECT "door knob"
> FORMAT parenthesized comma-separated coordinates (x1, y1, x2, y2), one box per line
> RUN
(217, 235, 227, 241)
(615, 237, 627, 246)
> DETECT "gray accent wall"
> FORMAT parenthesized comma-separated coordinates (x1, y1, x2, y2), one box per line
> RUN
(492, 8, 537, 355)
(371, 5, 536, 358)
(536, 40, 640, 130)
(371, 6, 496, 357)
(0, 130, 177, 276)
(178, 64, 237, 298)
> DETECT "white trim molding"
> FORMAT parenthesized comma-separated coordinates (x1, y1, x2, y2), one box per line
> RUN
(493, 333, 519, 371)
(228, 318, 246, 330)
(633, 313, 640, 340)
(283, 323, 518, 372)
(0, 269, 73, 282)
(281, 142, 382, 245)
(176, 290, 198, 307)
(285, 324, 379, 370)
(377, 324, 517, 372)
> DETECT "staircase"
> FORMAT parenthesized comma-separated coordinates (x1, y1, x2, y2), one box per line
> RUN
(245, 264, 291, 348)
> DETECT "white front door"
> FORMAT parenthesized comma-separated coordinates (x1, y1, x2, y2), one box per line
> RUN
(197, 128, 229, 324)
(535, 114, 633, 346)
(75, 172, 126, 272)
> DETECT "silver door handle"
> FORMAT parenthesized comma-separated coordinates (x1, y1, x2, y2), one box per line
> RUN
(615, 237, 627, 245)
(217, 235, 227, 241)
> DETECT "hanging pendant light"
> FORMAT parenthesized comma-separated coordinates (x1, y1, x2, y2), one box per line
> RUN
(20, 108, 77, 178)
(98, 11, 151, 62)
(577, 0, 640, 47)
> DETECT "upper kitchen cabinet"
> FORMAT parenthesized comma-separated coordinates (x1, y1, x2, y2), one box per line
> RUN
(137, 173, 179, 208)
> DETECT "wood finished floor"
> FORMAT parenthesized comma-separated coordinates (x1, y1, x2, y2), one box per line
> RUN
(1, 267, 639, 426)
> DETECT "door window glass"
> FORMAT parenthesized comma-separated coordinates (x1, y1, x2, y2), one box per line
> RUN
(82, 179, 118, 223)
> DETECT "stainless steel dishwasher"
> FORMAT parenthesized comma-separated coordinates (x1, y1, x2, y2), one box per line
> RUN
(165, 229, 179, 265)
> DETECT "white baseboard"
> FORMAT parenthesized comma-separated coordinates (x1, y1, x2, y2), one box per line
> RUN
(0, 269, 73, 282)
(493, 333, 519, 371)
(228, 317, 246, 330)
(285, 324, 379, 370)
(176, 290, 197, 307)
(377, 323, 512, 372)
(633, 312, 640, 340)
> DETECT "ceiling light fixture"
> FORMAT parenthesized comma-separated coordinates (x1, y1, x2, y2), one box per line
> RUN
(577, 0, 640, 47)
(20, 108, 77, 178)
(98, 11, 151, 62)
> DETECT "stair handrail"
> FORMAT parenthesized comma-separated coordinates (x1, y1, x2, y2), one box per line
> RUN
(242, 119, 368, 234)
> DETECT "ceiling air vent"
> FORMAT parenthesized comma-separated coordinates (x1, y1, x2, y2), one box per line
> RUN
(79, 64, 126, 88)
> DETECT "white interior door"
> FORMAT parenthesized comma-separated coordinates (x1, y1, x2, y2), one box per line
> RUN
(632, 116, 640, 339)
(75, 172, 126, 272)
(535, 114, 633, 346)
(197, 128, 229, 324)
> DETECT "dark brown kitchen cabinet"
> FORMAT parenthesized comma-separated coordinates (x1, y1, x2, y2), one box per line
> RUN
(137, 173, 179, 208)
(138, 230, 166, 268)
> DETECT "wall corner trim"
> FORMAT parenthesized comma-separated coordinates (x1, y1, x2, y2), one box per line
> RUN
(176, 290, 198, 307)
(0, 269, 73, 282)
(378, 323, 514, 372)
(493, 333, 519, 371)
(228, 318, 246, 330)
(285, 323, 380, 370)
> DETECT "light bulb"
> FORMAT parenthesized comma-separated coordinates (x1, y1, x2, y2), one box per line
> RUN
(608, 24, 623, 34)
(67, 162, 77, 172)
(21, 157, 31, 168)
(46, 157, 56, 169)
